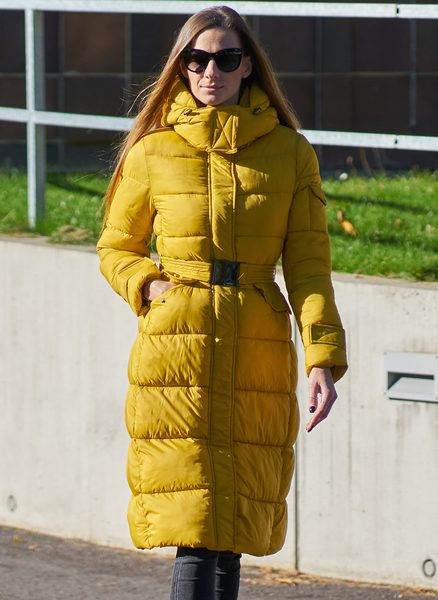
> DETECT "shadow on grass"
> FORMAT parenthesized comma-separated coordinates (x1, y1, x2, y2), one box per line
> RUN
(417, 266, 438, 280)
(325, 192, 428, 215)
(328, 227, 438, 253)
(47, 173, 107, 198)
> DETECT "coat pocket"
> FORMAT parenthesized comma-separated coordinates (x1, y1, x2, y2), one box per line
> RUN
(149, 283, 184, 306)
(309, 183, 326, 206)
(140, 283, 185, 333)
(308, 184, 328, 232)
(253, 282, 291, 314)
(140, 283, 183, 322)
(289, 183, 326, 232)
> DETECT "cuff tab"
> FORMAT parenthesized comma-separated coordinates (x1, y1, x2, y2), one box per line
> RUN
(303, 323, 346, 348)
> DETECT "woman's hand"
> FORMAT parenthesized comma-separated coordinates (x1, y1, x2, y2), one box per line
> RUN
(143, 279, 177, 302)
(306, 367, 338, 433)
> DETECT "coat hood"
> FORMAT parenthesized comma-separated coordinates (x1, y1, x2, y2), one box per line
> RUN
(161, 77, 279, 154)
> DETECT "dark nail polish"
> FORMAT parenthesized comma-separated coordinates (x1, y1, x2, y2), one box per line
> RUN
(309, 406, 316, 413)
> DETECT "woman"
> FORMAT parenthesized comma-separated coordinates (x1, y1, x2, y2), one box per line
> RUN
(97, 5, 347, 599)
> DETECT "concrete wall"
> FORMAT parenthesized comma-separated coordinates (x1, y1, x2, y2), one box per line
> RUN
(1, 236, 437, 589)
(288, 274, 438, 589)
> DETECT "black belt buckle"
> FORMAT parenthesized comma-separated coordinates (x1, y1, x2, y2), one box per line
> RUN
(211, 260, 240, 286)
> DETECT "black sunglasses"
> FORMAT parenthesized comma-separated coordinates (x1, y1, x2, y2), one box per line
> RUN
(181, 48, 244, 73)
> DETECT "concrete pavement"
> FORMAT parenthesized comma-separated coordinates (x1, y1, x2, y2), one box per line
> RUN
(0, 525, 437, 600)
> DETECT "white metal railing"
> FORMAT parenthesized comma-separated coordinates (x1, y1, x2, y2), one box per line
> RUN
(1, 1, 438, 19)
(0, 1, 438, 226)
(5, 105, 438, 152)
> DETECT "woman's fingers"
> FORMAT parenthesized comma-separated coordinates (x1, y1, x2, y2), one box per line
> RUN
(306, 367, 338, 433)
(143, 279, 177, 301)
(308, 380, 319, 414)
(306, 390, 337, 432)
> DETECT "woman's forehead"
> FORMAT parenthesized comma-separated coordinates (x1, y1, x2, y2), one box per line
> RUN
(191, 28, 242, 51)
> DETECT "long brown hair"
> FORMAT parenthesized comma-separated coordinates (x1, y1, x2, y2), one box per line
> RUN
(102, 5, 301, 220)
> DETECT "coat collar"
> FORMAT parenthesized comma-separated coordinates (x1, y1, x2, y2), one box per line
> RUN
(161, 77, 279, 154)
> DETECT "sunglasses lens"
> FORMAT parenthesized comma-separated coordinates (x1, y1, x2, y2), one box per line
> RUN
(182, 49, 243, 73)
(183, 50, 209, 73)
(216, 50, 242, 72)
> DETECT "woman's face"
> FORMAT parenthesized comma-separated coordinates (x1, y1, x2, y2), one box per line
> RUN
(181, 28, 252, 106)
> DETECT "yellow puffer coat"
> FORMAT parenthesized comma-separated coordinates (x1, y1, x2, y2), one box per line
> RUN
(97, 78, 347, 556)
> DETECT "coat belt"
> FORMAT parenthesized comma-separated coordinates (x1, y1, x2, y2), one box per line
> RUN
(160, 257, 276, 285)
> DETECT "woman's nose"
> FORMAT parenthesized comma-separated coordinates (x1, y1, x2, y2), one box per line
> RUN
(203, 58, 220, 77)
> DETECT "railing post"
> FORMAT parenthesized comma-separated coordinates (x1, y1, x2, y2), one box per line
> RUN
(25, 8, 46, 228)
(409, 16, 417, 131)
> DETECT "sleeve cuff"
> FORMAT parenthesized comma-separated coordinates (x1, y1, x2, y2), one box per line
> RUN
(127, 262, 162, 316)
(302, 323, 348, 383)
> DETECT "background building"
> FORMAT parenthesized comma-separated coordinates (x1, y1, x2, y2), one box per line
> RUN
(1, 8, 437, 172)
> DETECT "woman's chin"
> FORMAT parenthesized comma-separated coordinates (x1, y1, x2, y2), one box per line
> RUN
(198, 92, 224, 106)
(195, 89, 238, 107)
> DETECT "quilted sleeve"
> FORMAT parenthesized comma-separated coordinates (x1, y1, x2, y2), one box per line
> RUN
(97, 138, 162, 316)
(282, 136, 347, 382)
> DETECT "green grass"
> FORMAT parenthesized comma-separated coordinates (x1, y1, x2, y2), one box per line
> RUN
(0, 170, 437, 282)
(0, 171, 106, 242)
(324, 172, 438, 282)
